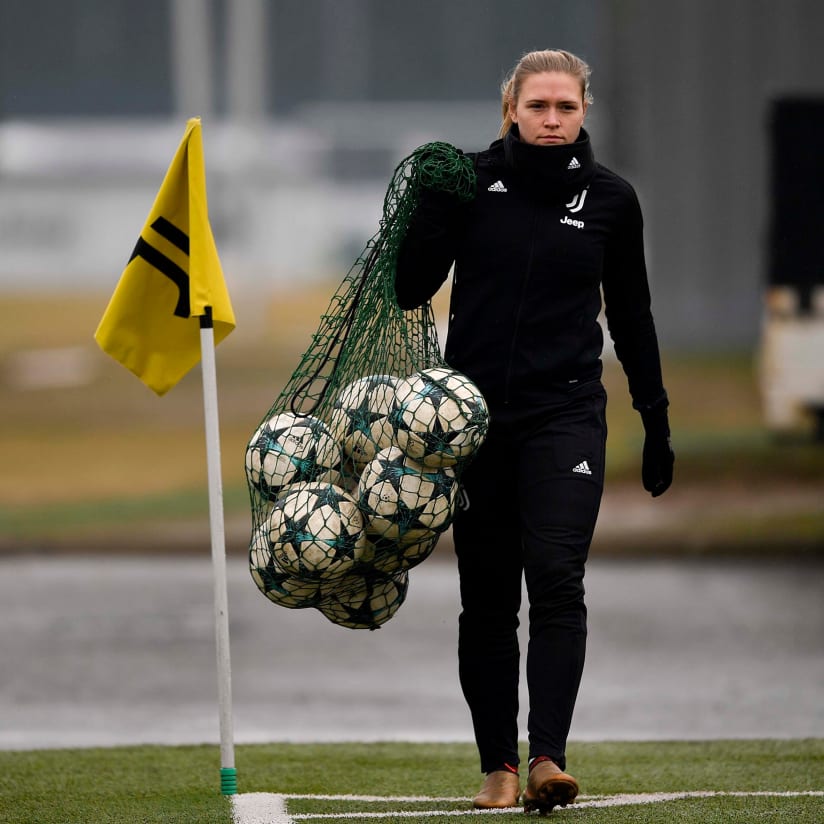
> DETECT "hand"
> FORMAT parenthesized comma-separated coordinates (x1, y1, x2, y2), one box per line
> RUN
(416, 185, 463, 220)
(640, 406, 674, 497)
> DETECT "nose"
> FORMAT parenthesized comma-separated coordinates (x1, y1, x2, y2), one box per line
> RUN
(544, 107, 561, 127)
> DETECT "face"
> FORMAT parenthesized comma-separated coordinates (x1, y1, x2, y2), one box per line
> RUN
(509, 71, 587, 145)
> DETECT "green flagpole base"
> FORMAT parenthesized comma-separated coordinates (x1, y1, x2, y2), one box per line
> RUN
(220, 767, 238, 795)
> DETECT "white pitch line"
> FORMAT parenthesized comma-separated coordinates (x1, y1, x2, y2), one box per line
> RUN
(233, 790, 824, 823)
(282, 794, 471, 803)
(572, 790, 824, 810)
(232, 792, 292, 824)
(289, 811, 517, 820)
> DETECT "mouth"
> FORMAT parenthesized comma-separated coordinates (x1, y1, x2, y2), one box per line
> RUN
(538, 135, 564, 143)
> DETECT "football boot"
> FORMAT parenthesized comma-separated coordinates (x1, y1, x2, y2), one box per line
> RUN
(522, 758, 579, 814)
(472, 770, 520, 809)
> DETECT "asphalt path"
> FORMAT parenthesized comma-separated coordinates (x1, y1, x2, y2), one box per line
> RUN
(1, 554, 822, 750)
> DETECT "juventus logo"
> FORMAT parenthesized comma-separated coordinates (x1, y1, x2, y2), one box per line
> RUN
(129, 217, 191, 318)
(565, 188, 588, 214)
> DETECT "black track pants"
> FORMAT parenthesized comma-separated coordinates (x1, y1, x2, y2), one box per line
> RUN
(453, 386, 607, 773)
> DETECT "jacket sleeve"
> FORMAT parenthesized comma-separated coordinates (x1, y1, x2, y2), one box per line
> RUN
(394, 189, 461, 310)
(601, 184, 668, 411)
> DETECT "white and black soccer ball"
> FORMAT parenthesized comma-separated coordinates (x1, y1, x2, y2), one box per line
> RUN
(266, 482, 367, 579)
(327, 374, 399, 473)
(249, 526, 322, 609)
(390, 367, 489, 467)
(246, 412, 344, 500)
(368, 533, 440, 574)
(318, 570, 409, 630)
(357, 446, 457, 544)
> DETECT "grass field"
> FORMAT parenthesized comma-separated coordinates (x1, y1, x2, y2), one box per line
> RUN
(1, 291, 822, 554)
(1, 740, 822, 823)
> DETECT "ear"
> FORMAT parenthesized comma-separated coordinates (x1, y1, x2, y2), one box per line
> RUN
(581, 100, 589, 120)
(508, 98, 518, 124)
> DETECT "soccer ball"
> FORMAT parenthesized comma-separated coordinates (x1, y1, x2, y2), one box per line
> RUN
(266, 482, 367, 579)
(357, 446, 458, 544)
(249, 526, 322, 609)
(246, 412, 344, 500)
(318, 570, 409, 629)
(327, 374, 399, 472)
(368, 533, 440, 574)
(390, 367, 489, 467)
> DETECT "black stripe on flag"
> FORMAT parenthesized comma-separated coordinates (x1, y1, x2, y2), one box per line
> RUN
(151, 216, 190, 256)
(129, 237, 191, 318)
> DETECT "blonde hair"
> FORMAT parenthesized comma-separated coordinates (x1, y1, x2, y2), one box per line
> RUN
(499, 49, 593, 138)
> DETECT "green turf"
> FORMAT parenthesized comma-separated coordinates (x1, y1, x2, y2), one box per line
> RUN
(1, 740, 822, 823)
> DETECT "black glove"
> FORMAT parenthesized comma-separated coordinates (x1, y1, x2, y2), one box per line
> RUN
(415, 186, 463, 226)
(640, 405, 674, 497)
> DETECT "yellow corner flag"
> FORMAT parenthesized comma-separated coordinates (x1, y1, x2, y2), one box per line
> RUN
(95, 118, 235, 395)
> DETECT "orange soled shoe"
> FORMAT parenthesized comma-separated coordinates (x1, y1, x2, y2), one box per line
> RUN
(522, 757, 579, 814)
(472, 769, 521, 809)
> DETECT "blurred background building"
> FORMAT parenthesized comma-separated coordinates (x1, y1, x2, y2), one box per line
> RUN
(1, 0, 824, 352)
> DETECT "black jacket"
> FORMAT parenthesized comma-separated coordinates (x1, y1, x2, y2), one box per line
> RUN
(395, 127, 667, 412)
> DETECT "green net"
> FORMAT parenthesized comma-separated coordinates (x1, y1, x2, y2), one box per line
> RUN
(246, 142, 488, 630)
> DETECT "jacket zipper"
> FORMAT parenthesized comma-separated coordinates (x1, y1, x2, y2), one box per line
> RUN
(503, 204, 541, 404)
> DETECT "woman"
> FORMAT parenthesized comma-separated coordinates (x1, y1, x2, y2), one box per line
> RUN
(395, 49, 674, 812)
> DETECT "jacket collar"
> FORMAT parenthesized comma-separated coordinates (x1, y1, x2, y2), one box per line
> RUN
(502, 125, 596, 195)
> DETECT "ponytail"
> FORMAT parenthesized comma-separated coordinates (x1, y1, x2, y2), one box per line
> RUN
(499, 73, 517, 138)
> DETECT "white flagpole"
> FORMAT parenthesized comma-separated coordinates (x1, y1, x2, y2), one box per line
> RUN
(199, 307, 237, 795)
